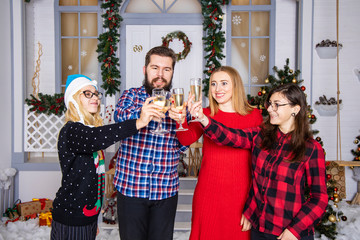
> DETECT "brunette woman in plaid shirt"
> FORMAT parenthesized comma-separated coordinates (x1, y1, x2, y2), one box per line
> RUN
(188, 83, 328, 240)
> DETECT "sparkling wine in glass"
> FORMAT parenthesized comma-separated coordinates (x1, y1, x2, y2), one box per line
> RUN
(163, 92, 172, 114)
(172, 88, 188, 132)
(190, 78, 202, 102)
(189, 78, 203, 122)
(150, 88, 169, 134)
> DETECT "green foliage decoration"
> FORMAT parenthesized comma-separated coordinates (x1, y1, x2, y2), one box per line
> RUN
(201, 0, 229, 95)
(25, 93, 65, 116)
(97, 0, 123, 97)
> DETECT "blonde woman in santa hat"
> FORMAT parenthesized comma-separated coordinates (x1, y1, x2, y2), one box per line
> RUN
(50, 74, 163, 240)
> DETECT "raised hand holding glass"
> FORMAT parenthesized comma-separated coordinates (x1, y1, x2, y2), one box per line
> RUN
(172, 88, 188, 132)
(189, 78, 203, 122)
(150, 88, 170, 134)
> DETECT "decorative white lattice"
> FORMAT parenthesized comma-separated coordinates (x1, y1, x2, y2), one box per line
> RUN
(24, 104, 104, 152)
(24, 105, 65, 152)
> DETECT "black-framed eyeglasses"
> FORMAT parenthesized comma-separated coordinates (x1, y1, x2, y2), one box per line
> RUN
(265, 101, 291, 111)
(82, 90, 103, 99)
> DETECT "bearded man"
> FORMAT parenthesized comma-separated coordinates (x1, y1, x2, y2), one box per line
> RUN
(113, 46, 188, 240)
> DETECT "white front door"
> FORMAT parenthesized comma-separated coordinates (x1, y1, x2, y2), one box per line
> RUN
(126, 25, 203, 96)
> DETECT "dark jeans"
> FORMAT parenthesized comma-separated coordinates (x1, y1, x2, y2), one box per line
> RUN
(117, 192, 178, 240)
(251, 228, 314, 240)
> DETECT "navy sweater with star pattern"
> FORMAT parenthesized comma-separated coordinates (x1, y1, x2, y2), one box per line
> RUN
(52, 119, 138, 226)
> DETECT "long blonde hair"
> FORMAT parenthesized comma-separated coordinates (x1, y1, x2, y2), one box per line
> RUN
(208, 66, 254, 116)
(65, 89, 103, 127)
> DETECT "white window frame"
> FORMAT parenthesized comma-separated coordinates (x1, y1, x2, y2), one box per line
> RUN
(54, 0, 102, 93)
(226, 0, 276, 95)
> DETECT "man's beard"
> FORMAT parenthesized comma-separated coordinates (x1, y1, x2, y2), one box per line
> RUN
(143, 72, 172, 95)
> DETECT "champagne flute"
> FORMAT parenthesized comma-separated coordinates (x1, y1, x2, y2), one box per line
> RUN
(172, 88, 188, 132)
(189, 78, 202, 122)
(151, 88, 169, 134)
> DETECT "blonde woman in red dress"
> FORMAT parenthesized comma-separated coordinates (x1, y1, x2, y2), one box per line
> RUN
(169, 66, 262, 240)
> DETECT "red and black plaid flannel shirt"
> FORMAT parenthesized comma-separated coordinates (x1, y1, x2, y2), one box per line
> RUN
(203, 118, 328, 239)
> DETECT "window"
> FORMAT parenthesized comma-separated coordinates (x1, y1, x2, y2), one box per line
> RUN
(125, 0, 201, 13)
(56, 0, 101, 92)
(227, 0, 275, 96)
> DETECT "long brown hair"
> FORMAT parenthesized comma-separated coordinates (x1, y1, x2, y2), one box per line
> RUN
(65, 90, 103, 127)
(261, 83, 312, 162)
(208, 66, 254, 116)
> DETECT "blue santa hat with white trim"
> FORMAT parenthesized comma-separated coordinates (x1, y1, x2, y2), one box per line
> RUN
(64, 74, 98, 123)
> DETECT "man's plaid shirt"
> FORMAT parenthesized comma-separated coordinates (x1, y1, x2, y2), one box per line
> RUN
(113, 86, 187, 200)
(203, 118, 328, 239)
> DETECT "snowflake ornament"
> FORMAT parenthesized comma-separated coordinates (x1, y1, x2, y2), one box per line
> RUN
(81, 50, 87, 57)
(241, 42, 246, 48)
(68, 65, 73, 70)
(232, 15, 242, 25)
(260, 55, 266, 62)
(251, 76, 259, 83)
(82, 29, 88, 34)
(255, 26, 261, 32)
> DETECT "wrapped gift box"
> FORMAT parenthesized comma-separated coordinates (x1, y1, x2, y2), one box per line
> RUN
(4, 207, 19, 220)
(17, 199, 53, 217)
(39, 211, 52, 226)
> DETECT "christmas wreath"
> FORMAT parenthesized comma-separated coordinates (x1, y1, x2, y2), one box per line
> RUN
(162, 31, 192, 62)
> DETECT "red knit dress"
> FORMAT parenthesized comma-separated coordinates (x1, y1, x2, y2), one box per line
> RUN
(177, 108, 263, 240)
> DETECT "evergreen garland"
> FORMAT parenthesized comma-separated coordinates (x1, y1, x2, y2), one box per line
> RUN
(25, 93, 65, 116)
(201, 0, 229, 95)
(97, 0, 123, 97)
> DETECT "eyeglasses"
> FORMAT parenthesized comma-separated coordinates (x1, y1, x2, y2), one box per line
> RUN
(82, 90, 103, 99)
(265, 101, 291, 111)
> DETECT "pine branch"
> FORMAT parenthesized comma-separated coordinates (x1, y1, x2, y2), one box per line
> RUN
(97, 0, 123, 97)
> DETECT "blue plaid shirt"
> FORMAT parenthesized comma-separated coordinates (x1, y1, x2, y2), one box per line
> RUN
(113, 86, 188, 200)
